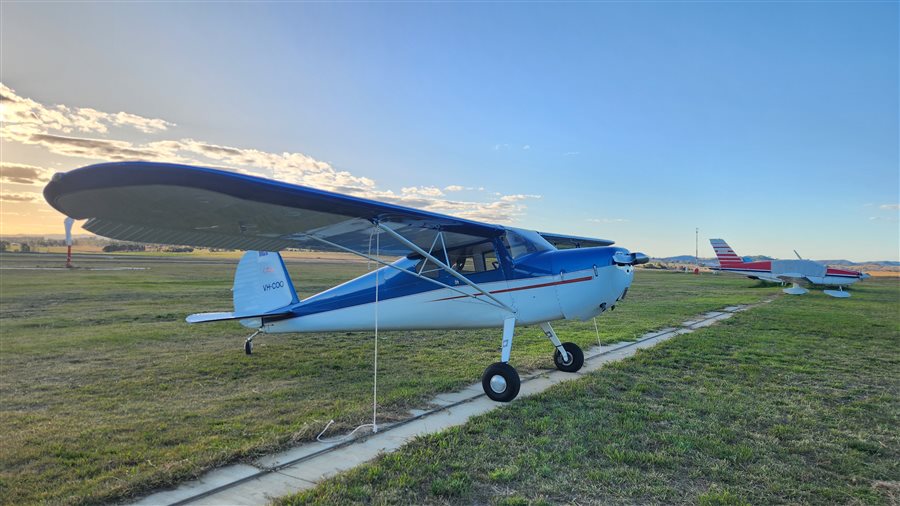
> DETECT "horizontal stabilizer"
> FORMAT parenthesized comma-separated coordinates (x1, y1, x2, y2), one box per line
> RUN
(186, 308, 294, 324)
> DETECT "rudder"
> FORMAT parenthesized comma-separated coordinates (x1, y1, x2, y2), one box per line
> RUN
(233, 251, 299, 315)
(709, 239, 744, 265)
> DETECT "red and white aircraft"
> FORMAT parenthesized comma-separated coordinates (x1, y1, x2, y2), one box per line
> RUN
(709, 239, 869, 298)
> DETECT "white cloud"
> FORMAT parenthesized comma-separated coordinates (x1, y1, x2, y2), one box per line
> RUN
(0, 191, 43, 203)
(879, 204, 899, 211)
(445, 185, 482, 192)
(0, 83, 172, 137)
(563, 151, 580, 157)
(0, 83, 541, 224)
(522, 145, 530, 150)
(0, 162, 55, 185)
(500, 194, 541, 202)
(587, 218, 629, 224)
(401, 186, 444, 197)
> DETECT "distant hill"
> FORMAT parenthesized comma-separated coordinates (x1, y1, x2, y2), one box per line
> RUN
(3, 234, 897, 268)
(820, 259, 900, 267)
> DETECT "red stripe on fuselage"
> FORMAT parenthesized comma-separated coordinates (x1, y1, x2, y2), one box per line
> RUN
(432, 275, 594, 302)
(825, 267, 863, 278)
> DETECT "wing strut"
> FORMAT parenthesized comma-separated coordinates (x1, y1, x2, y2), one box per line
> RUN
(377, 223, 516, 313)
(299, 231, 511, 312)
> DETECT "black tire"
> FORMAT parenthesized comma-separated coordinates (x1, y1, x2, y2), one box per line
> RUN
(481, 362, 521, 402)
(554, 342, 584, 372)
(244, 340, 253, 355)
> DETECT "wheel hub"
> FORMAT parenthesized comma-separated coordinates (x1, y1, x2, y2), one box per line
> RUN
(489, 374, 507, 394)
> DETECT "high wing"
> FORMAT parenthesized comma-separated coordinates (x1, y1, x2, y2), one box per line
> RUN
(44, 162, 615, 258)
(538, 232, 614, 249)
(43, 162, 507, 256)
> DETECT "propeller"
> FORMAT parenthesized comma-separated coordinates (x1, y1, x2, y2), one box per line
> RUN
(613, 251, 649, 266)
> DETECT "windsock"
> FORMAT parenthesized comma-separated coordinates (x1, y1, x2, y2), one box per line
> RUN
(64, 217, 74, 267)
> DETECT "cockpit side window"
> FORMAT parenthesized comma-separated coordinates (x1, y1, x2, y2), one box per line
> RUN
(414, 240, 500, 277)
(414, 249, 449, 279)
(449, 241, 500, 274)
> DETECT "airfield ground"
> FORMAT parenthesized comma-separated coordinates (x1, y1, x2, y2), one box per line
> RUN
(281, 276, 900, 505)
(0, 252, 897, 505)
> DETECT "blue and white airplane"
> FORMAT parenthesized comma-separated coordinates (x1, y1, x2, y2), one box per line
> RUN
(44, 162, 648, 402)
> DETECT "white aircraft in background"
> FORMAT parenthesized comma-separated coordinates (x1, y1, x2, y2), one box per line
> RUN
(709, 238, 869, 298)
(44, 161, 648, 402)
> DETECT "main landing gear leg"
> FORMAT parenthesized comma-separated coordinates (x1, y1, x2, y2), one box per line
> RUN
(482, 317, 521, 402)
(244, 330, 260, 355)
(540, 322, 584, 373)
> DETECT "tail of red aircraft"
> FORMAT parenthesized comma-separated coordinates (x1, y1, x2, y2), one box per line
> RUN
(709, 239, 745, 266)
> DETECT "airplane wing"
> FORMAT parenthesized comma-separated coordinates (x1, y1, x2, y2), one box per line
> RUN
(43, 162, 508, 256)
(538, 232, 614, 249)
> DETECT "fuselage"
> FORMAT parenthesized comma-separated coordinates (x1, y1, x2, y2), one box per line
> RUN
(253, 246, 636, 334)
(715, 259, 867, 286)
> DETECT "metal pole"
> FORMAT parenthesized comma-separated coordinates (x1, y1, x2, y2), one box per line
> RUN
(695, 227, 699, 267)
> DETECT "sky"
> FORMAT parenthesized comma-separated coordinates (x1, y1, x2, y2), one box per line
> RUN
(1, 2, 898, 261)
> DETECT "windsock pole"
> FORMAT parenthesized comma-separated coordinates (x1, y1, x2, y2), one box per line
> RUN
(64, 217, 75, 268)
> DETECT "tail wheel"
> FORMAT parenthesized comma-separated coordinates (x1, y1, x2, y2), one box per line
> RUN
(554, 342, 584, 372)
(481, 362, 521, 402)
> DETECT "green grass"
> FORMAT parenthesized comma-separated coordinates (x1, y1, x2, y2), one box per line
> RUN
(278, 277, 900, 505)
(1, 252, 769, 505)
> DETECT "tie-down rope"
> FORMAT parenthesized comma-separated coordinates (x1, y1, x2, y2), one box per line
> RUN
(317, 226, 380, 442)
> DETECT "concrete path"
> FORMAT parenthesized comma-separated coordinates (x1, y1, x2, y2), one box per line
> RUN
(132, 301, 769, 506)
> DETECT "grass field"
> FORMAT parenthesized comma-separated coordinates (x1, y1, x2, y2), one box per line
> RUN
(279, 276, 900, 505)
(0, 252, 820, 504)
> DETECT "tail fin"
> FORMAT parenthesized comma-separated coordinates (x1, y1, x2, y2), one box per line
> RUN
(709, 239, 744, 266)
(186, 251, 298, 324)
(233, 251, 299, 314)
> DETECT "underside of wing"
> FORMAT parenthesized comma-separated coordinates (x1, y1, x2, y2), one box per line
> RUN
(775, 274, 807, 285)
(43, 162, 505, 256)
(538, 232, 614, 249)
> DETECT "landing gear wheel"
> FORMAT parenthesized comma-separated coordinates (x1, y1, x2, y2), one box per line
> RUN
(554, 342, 584, 372)
(244, 340, 253, 355)
(481, 362, 521, 402)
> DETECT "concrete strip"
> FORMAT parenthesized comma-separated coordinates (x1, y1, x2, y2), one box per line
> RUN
(132, 465, 262, 506)
(189, 471, 314, 506)
(130, 301, 767, 506)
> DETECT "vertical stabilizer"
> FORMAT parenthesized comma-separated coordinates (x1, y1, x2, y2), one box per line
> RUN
(709, 239, 744, 266)
(233, 251, 299, 315)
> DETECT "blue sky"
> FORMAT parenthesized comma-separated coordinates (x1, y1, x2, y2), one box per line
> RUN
(1, 2, 897, 261)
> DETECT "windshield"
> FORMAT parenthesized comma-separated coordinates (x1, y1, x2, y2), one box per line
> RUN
(504, 228, 556, 259)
